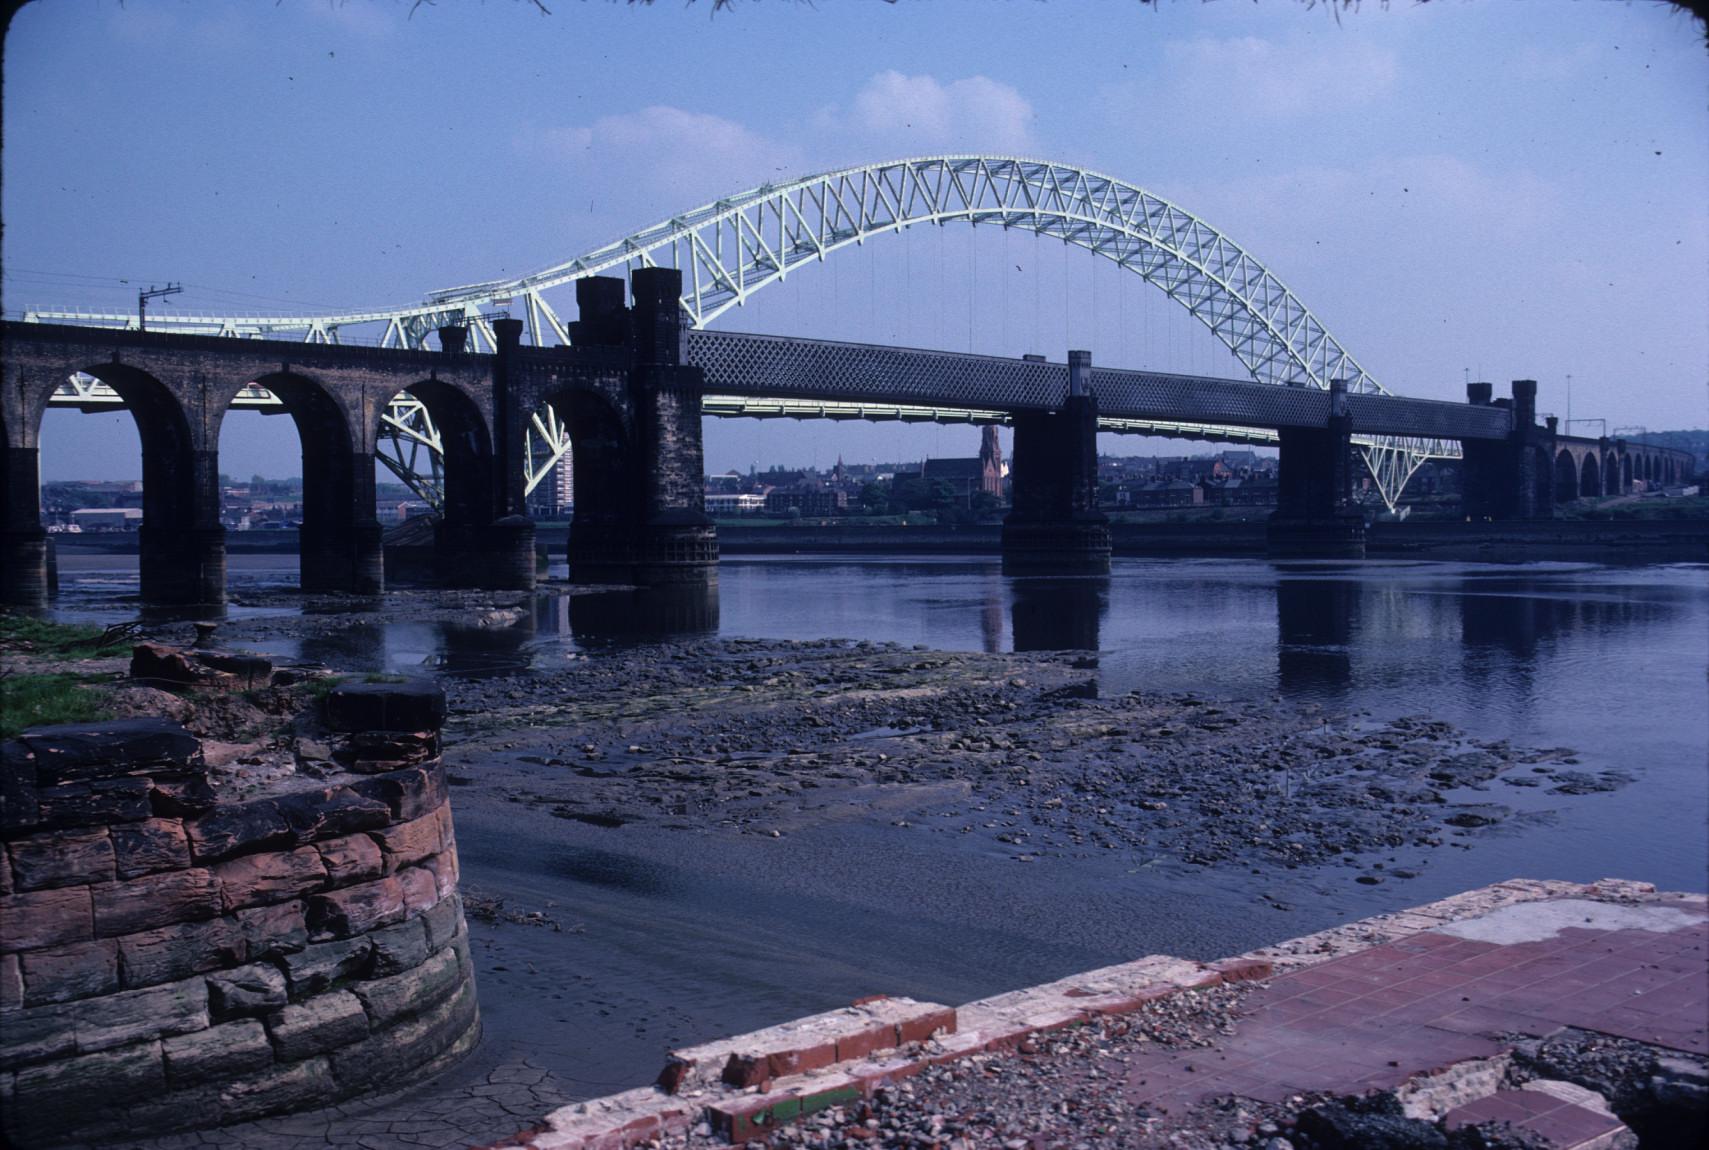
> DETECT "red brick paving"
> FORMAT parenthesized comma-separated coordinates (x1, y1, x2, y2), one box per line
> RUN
(1109, 901, 1709, 1120)
(1445, 1089, 1628, 1147)
(494, 886, 1708, 1150)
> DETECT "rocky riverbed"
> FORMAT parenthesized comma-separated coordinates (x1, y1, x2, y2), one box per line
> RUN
(422, 634, 1617, 889)
(13, 589, 1658, 1150)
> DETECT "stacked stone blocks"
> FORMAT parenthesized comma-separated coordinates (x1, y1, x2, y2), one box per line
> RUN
(0, 681, 478, 1146)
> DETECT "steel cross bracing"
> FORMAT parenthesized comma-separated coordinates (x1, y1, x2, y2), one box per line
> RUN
(42, 375, 571, 507)
(26, 156, 1470, 509)
(700, 395, 1283, 448)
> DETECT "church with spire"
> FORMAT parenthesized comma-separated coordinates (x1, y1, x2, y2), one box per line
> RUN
(921, 425, 1008, 506)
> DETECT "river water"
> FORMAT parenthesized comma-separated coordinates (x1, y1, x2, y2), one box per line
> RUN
(51, 553, 1709, 891)
(48, 553, 1709, 1090)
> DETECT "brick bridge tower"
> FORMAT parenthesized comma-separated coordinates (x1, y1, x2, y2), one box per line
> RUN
(560, 269, 717, 585)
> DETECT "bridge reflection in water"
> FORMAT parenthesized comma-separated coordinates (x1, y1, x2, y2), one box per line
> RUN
(1009, 576, 1108, 654)
(1275, 573, 1360, 692)
(561, 584, 722, 642)
(46, 557, 1690, 725)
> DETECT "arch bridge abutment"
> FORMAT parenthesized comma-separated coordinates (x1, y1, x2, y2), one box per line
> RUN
(1265, 377, 1365, 558)
(563, 269, 717, 586)
(1459, 379, 1555, 520)
(1000, 351, 1111, 573)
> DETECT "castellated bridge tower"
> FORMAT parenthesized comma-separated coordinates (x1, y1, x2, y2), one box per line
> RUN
(557, 268, 718, 585)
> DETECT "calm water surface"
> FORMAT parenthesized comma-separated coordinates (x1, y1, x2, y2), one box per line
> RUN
(47, 553, 1708, 1085)
(53, 554, 1709, 894)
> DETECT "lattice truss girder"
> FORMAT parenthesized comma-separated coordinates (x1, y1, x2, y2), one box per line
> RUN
(43, 374, 568, 506)
(702, 394, 1285, 448)
(27, 156, 1468, 510)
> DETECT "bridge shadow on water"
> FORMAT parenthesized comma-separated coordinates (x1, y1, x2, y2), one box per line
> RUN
(1274, 572, 1359, 693)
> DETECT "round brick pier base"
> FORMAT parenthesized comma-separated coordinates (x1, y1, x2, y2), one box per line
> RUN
(0, 681, 478, 1147)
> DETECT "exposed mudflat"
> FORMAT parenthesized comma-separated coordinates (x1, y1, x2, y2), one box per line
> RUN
(185, 602, 1633, 1096)
(435, 635, 1609, 882)
(30, 584, 1662, 1149)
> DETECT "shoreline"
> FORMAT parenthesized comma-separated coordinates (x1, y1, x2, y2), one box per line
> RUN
(47, 516, 1709, 564)
(482, 877, 1707, 1150)
(13, 590, 1705, 1149)
(714, 519, 1709, 562)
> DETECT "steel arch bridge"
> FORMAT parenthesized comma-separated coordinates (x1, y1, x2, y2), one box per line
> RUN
(30, 155, 1456, 510)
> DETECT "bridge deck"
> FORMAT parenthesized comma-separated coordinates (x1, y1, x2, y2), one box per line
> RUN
(15, 320, 1508, 445)
(687, 331, 1511, 442)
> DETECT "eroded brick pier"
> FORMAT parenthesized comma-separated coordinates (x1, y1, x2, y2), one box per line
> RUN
(0, 680, 477, 1147)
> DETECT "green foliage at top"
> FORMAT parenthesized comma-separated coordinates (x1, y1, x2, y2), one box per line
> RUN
(1626, 429, 1708, 459)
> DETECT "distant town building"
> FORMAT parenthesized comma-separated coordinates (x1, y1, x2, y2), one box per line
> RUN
(376, 501, 435, 526)
(1199, 476, 1279, 507)
(764, 485, 847, 516)
(70, 507, 143, 531)
(921, 426, 1006, 507)
(1121, 480, 1203, 509)
(705, 493, 767, 515)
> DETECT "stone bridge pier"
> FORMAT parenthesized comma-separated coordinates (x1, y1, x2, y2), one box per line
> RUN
(1, 426, 52, 610)
(1266, 378, 1365, 558)
(1001, 351, 1111, 572)
(554, 269, 717, 586)
(1459, 379, 1554, 520)
(430, 317, 536, 593)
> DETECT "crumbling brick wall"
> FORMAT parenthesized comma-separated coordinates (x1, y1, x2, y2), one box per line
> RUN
(0, 681, 477, 1146)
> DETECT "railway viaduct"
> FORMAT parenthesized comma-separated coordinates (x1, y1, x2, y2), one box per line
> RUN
(2, 268, 1695, 608)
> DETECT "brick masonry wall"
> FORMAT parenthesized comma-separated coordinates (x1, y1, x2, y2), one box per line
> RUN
(0, 683, 478, 1147)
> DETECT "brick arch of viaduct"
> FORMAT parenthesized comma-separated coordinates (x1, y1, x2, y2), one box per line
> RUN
(4, 266, 1699, 607)
(0, 269, 715, 608)
(1548, 437, 1695, 503)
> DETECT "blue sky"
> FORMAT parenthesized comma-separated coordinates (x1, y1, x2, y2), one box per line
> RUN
(5, 0, 1705, 479)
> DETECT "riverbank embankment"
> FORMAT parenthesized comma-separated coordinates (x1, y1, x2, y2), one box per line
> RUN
(714, 519, 1709, 562)
(48, 516, 1709, 564)
(489, 878, 1707, 1150)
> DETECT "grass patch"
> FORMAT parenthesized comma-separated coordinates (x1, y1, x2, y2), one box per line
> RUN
(0, 673, 113, 738)
(0, 615, 125, 660)
(1559, 494, 1709, 521)
(304, 675, 348, 701)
